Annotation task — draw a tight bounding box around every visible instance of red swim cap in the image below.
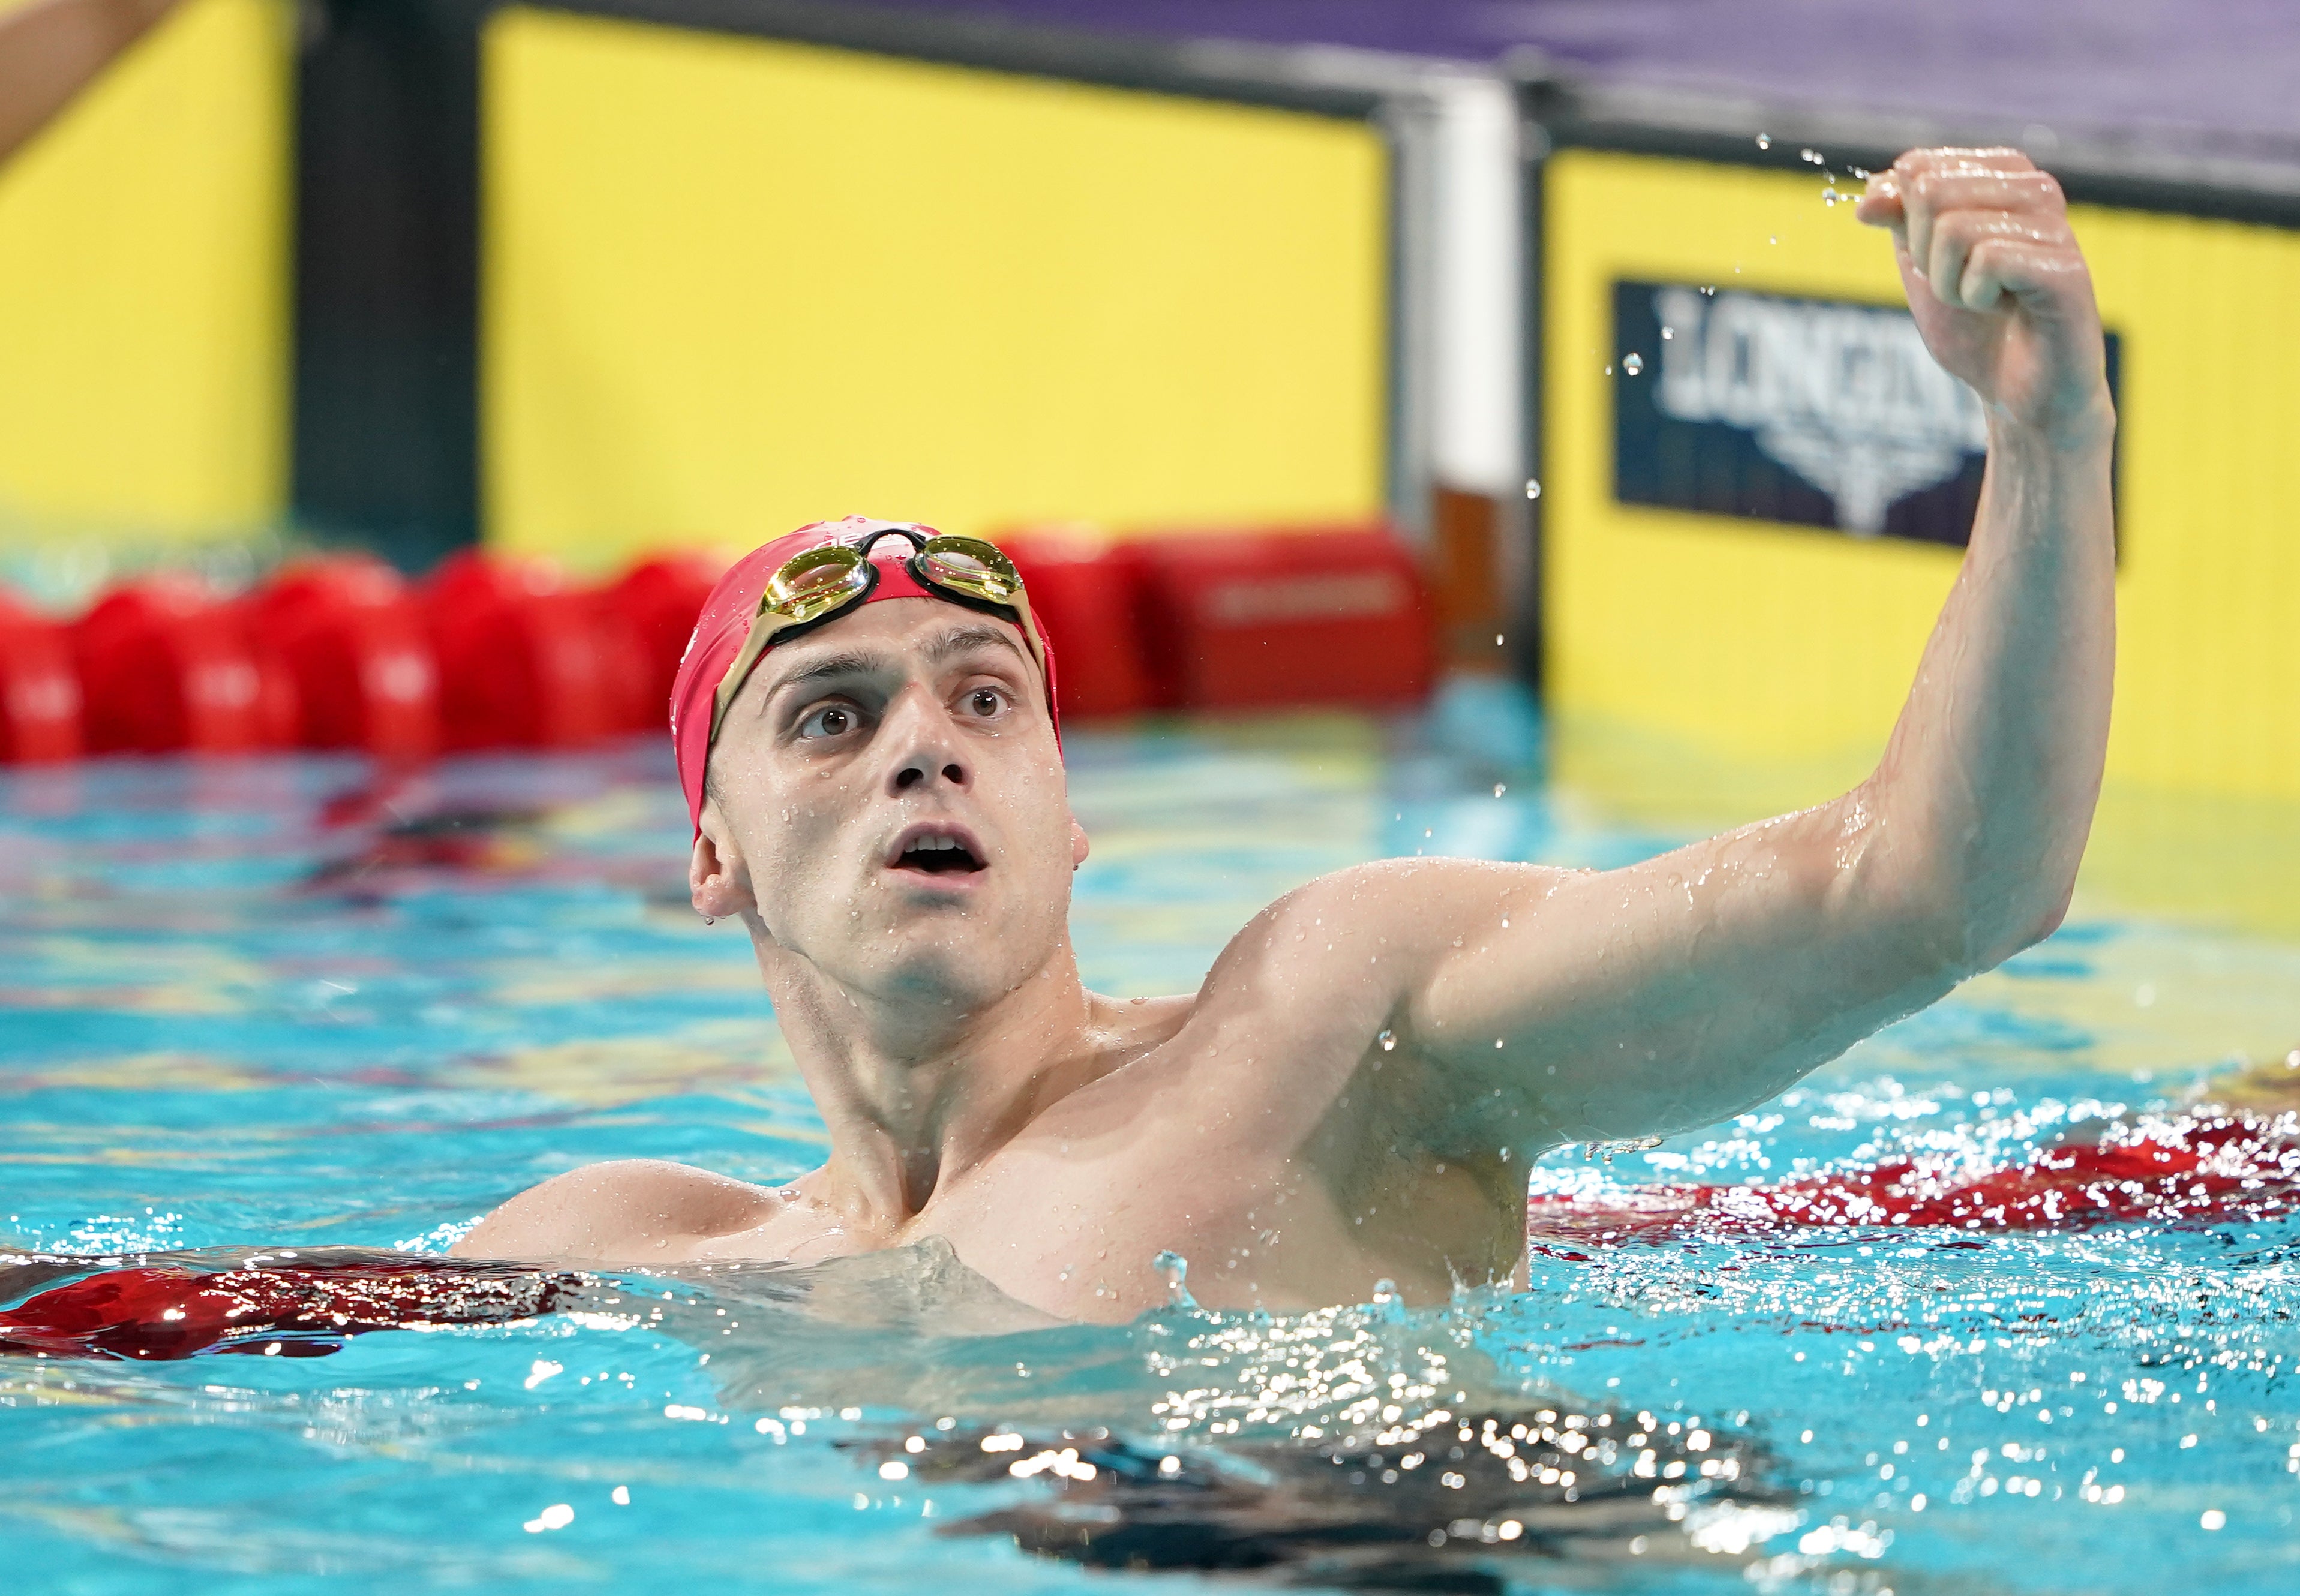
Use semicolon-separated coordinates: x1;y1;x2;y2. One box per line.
668;517;1059;834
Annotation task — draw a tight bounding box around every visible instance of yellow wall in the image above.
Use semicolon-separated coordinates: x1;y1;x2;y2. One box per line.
0;0;292;547
1544;150;2300;802
481;7;1389;573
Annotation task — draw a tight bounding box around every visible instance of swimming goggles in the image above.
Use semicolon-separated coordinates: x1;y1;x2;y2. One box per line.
708;525;1043;743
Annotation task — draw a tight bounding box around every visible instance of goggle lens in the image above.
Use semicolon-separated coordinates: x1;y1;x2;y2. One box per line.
917;536;1022;605
764;545;869;622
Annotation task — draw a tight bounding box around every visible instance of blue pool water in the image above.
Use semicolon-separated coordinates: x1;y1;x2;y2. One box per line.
5;692;2299;1594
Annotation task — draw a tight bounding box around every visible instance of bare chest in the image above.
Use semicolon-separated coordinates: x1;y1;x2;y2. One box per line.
696;1125;1512;1323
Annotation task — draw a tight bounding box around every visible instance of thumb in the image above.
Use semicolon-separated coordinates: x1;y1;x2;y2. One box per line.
1855;172;1905;230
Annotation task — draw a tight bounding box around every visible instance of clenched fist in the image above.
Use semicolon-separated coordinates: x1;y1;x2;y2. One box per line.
1857;148;2114;450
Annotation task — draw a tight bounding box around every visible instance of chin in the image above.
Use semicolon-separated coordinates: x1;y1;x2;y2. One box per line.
839;911;1043;1000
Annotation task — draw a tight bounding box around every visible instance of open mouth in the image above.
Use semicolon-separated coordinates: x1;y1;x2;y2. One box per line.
890;830;986;876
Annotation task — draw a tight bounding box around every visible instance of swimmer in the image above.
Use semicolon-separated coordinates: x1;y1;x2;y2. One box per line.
455;147;2118;1323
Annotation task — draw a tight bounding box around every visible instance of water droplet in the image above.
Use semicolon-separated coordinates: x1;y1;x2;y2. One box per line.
1371;1278;1398;1306
1755;133;1771;150
1152;1250;1195;1308
1523;479;1542;500
1661;326;1674;340
1493;783;1507;798
1768;235;1778;245
1622;352;1643;375
1800;147;1821;164
1378;1029;1397;1051
1603;363;1614;376
1494;632;1505;646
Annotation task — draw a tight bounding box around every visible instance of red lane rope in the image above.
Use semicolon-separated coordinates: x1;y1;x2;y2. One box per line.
0;1258;572;1361
1529;1113;2300;1254
10;1115;2296;1359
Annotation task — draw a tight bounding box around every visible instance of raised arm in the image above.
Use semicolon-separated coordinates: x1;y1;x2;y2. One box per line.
1336;147;2114;1154
0;0;181;168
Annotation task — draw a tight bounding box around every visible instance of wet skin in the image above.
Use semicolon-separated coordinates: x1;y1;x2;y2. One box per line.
458;147;2119;1322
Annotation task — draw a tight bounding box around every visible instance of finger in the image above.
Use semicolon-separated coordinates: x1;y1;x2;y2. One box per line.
1928;211;2068;311
1894;145;2035;182
1957;235;2095;320
1893;148;2047;273
1908;168;2067;224
1854;171;1904;227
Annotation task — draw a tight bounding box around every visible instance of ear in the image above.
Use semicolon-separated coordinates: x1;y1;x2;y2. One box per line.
1069;815;1091;872
690;805;756;919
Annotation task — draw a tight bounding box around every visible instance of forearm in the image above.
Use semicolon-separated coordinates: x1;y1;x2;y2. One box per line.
1863;405;2116;968
0;0;179;167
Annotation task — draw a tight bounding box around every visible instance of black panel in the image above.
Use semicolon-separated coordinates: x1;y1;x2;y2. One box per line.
1515;139;1545;691
1610;279;2121;548
290;0;488;571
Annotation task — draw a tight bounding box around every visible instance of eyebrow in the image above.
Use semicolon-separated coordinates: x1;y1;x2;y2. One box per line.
758;624;1031;706
767;648;888;695
924;623;1031;669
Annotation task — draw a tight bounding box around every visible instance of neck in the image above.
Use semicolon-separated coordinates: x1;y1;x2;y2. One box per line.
751;930;1104;1233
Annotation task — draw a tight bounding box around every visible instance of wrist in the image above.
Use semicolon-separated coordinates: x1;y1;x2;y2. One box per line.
1987;388;2116;459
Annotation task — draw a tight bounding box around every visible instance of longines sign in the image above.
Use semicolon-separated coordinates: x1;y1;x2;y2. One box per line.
1612;281;2121;546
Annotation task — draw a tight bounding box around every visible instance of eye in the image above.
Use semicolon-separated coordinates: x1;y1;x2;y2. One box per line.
963;686;1009;719
796;703;861;740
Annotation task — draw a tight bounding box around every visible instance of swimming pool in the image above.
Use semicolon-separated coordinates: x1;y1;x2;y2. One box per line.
5;687;2299;1594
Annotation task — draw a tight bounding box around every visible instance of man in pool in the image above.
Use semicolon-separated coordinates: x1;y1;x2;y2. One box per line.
457;147;2116;1323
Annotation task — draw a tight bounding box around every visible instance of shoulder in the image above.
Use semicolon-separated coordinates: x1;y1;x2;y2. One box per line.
450;1158;780;1266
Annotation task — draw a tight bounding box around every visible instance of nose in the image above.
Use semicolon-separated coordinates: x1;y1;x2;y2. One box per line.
884;686;970;797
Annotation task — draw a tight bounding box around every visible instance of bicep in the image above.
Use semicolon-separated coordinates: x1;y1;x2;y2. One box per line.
1399;798;1960;1148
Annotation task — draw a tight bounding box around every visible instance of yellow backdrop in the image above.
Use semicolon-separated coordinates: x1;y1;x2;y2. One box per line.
1544;149;2300;804
481;7;1391;573
0;0;290;549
